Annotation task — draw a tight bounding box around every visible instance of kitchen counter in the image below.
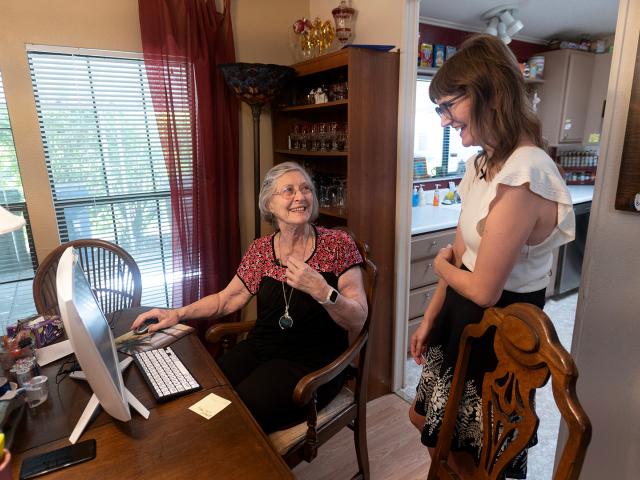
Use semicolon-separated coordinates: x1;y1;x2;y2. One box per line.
412;184;594;235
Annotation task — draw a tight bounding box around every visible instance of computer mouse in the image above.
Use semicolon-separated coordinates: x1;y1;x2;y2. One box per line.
134;317;159;335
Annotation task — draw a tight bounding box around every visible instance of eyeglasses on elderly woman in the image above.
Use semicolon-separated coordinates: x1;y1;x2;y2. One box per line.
272;184;313;200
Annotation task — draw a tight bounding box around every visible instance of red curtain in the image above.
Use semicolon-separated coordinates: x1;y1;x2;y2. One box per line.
139;0;240;350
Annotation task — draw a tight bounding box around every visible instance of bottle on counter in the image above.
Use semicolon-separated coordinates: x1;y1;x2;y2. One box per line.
412;186;419;207
418;185;428;207
433;184;440;206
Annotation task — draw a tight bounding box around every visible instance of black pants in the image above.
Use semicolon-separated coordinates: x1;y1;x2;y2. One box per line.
217;340;345;433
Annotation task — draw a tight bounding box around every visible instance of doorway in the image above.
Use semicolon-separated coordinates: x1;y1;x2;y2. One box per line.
394;3;618;478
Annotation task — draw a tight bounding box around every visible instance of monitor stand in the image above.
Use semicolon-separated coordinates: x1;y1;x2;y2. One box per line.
67;357;149;444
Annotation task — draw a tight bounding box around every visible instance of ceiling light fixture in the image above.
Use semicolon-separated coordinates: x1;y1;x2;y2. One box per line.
484;16;500;36
482;4;523;45
497;21;512;45
498;9;524;36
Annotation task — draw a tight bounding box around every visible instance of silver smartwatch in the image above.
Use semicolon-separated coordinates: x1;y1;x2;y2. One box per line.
318;286;339;305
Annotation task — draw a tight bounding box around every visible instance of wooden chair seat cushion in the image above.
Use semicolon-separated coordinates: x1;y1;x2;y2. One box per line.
269;386;354;455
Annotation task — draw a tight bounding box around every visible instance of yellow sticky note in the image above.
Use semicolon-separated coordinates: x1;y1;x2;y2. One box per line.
588;133;600;143
189;393;231;420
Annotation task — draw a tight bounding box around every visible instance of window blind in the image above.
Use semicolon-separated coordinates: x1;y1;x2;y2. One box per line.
0;73;38;330
28;50;190;309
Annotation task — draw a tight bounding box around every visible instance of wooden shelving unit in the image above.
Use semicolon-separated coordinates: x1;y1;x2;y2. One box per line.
272;47;400;398
318;206;348;219
277;99;348;112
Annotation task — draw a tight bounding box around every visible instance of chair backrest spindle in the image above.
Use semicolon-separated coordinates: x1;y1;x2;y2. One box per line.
33;239;142;317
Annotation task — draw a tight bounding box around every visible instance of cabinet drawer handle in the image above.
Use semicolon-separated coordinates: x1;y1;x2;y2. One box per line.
431;241;437;246
426;263;432;271
424;292;431;299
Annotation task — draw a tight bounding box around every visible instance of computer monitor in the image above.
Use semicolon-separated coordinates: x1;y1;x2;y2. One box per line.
56;247;148;443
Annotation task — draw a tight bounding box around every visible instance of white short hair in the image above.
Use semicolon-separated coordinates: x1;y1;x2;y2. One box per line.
258;162;319;226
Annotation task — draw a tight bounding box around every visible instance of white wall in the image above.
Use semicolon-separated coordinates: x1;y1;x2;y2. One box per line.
231;0;303;248
561;0;640;477
0;0;302;262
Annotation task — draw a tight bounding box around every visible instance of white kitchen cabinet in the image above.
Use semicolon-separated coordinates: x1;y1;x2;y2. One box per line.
407;228;455;353
536;49;594;145
583;52;613;145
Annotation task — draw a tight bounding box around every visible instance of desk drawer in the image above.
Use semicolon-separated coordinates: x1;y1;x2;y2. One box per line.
411;229;456;261
410;258;438;289
408;283;438;320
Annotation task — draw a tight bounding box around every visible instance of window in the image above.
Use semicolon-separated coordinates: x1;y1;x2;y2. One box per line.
28;48;189;309
0;72;38;330
414;77;479;179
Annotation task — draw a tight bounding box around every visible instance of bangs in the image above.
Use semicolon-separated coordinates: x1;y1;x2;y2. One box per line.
429;60;465;103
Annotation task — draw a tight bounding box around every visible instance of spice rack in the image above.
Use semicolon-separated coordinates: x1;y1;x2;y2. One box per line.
556;150;599;185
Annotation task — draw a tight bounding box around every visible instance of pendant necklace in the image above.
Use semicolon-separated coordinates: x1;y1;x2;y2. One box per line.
278;228;310;330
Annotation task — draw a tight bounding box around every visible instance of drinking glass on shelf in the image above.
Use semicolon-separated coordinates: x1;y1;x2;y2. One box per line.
327;122;338;151
300;125;311;150
327;183;339;208
310;123;320;151
319;185;330;208
336;177;347;212
290;124;301;150
320;123;333;151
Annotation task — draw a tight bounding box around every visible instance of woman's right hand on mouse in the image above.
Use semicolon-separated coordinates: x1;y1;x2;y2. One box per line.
131;308;180;334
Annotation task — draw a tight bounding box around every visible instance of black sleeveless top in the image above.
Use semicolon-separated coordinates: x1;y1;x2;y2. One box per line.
236;226;363;369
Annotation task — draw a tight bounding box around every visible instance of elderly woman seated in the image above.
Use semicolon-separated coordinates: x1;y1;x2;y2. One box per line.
131;161;367;432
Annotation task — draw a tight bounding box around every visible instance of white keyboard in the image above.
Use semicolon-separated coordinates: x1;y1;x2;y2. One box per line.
133;347;201;402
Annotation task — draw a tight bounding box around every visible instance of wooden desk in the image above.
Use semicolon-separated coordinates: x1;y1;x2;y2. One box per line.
11;307;293;479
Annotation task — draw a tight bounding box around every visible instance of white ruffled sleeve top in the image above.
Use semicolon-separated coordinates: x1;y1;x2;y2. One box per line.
456;146;576;293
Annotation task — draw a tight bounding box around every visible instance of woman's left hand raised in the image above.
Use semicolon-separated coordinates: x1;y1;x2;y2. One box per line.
433;244;455;277
285;256;329;301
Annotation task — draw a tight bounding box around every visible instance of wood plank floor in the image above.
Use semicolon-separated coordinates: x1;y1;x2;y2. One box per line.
293;393;431;479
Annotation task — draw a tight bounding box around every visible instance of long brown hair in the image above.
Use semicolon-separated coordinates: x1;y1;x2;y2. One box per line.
429;34;544;178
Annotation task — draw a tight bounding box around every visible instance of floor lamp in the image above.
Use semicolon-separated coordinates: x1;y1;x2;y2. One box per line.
0;205;25;235
220;63;294;239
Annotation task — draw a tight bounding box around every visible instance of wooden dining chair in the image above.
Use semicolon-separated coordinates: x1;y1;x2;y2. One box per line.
428;303;591;480
206;229;377;480
33;239;142;316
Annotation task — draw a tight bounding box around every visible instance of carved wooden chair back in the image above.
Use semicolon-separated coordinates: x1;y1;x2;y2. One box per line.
428;303;591;480
33;239;142;316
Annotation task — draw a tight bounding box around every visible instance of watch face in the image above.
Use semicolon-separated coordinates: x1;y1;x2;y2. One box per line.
329;288;339;303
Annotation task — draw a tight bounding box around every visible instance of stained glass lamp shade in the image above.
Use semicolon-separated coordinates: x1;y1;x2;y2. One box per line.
219;63;294;238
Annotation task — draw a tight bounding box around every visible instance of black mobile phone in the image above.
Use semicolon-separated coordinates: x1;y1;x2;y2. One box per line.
19;439;96;480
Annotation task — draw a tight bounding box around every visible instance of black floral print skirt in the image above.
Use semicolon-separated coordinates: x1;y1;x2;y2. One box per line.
414;280;545;479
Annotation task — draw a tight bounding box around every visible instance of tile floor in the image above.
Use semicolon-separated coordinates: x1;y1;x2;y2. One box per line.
398;291;578;479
